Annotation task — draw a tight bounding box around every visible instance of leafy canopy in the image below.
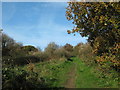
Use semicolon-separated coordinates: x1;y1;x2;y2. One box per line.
66;2;120;54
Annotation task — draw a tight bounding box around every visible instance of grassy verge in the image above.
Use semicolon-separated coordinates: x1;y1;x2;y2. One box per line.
74;57;119;88
23;59;75;88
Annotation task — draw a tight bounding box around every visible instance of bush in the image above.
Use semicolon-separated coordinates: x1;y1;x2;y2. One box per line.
53;47;66;59
74;43;96;66
21;45;38;53
31;52;49;61
44;42;59;59
2;66;48;90
13;55;41;66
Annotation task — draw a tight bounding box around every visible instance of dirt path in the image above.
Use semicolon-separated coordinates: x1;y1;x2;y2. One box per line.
64;63;76;88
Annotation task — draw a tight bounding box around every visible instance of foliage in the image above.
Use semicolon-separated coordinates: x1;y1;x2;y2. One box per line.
64;43;73;52
2;58;75;89
31;51;49;61
45;42;59;53
28;58;74;88
2;33;41;66
63;43;74;59
73;43;83;56
2;33;19;56
66;2;119;47
2;66;48;90
2;33;75;66
54;47;67;59
21;45;38;53
66;2;120;71
44;42;74;60
73;43;119;87
44;42;59;59
74;43;96;66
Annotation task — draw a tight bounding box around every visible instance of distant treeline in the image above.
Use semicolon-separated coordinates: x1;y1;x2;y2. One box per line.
2;33;77;66
2;32;119;73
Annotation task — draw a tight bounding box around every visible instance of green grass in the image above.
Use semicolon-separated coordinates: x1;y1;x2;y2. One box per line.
23;59;75;88
75;57;100;88
20;57;119;88
74;57;119;88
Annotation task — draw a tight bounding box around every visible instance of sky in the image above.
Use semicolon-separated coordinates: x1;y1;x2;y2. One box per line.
2;2;87;50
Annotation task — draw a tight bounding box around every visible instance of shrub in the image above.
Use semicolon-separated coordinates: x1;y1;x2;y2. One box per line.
13;55;41;66
32;52;49;61
74;43;96;66
53;47;66;59
2;66;48;90
44;42;59;59
21;45;38;53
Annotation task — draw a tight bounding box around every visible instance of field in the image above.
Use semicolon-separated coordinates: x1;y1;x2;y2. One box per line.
3;57;118;89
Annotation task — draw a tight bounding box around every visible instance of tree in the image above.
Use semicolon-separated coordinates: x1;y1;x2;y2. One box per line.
45;42;59;51
64;43;73;52
2;33;24;65
2;33;15;56
22;45;38;52
66;2;120;54
2;33;23;56
2;33;15;48
66;2;120;71
63;43;74;58
73;43;83;56
54;47;66;59
44;42;59;58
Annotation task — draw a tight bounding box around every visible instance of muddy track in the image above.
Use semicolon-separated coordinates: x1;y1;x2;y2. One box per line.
64;63;76;88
